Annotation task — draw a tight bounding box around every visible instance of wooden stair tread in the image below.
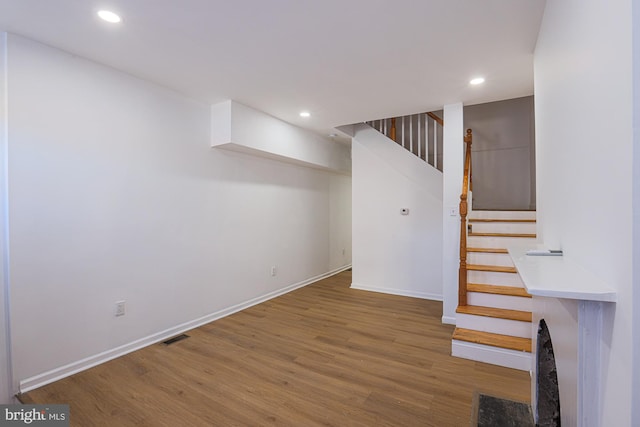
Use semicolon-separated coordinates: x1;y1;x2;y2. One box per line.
456;305;532;322
468;218;536;223
467;264;517;273
452;328;532;352
467;247;509;254
469;232;537;238
467;283;531;298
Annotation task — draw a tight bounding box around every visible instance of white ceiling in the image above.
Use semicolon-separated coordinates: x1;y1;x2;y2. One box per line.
0;0;546;140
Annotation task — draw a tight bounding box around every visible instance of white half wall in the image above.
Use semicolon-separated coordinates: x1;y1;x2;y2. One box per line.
0;32;14;404
535;0;634;424
211;100;351;174
351;124;442;300
442;103;464;324
5;34;352;389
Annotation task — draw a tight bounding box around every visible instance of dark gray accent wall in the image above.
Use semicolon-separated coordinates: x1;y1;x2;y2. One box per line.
464;96;536;210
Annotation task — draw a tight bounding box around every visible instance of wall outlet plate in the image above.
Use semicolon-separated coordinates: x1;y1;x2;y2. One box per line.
115;301;126;317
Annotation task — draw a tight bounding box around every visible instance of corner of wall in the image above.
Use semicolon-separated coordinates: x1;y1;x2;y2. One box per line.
631;0;640;423
0;30;15;404
442;103;464;324
210;100;232;146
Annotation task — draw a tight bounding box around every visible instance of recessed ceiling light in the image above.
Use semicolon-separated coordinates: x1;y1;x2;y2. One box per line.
299;111;311;118
328;133;337;138
470;77;485;85
97;10;122;23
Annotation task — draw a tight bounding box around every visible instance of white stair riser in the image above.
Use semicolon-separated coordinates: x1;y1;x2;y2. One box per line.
468;236;537;248
469;210;536;220
467;252;514;267
468;270;524;287
469;222;537;235
456;313;531;338
452;340;531;371
467;292;532;312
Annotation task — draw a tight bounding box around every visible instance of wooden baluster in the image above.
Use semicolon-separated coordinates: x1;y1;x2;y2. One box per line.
465;129;473;192
390;118;397;142
458;129;473;307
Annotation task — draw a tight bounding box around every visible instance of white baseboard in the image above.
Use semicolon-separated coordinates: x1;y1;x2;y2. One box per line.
350;282;442;301
442;315;457;325
19;265;352;393
451;339;532;371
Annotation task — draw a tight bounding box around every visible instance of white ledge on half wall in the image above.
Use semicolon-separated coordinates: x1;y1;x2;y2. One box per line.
508;242;615;427
210;100;351;175
507;244;616;302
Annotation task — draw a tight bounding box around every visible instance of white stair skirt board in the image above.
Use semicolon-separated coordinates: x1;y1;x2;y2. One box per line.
469;222;537;234
452;340;532;371
468;252;514;267
468;236;537;248
469;211;536;220
467;292;532;312
456;313;531;339
468;270;524;287
442;315;457;325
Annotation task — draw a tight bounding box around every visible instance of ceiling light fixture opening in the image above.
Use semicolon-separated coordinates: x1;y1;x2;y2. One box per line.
470;77;485;85
98;10;122;23
299;111;311;118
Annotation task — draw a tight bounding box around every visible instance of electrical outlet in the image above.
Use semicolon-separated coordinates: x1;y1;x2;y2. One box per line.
270;266;277;277
342;248;345;256
115;301;126;317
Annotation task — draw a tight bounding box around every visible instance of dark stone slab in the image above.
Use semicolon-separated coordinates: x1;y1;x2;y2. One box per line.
536;319;561;426
474;393;534;427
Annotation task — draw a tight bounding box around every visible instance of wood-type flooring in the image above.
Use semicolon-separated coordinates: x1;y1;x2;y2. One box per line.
22;270;530;426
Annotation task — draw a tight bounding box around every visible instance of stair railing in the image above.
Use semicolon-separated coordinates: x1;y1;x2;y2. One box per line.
365;112;443;171
459;129;473;306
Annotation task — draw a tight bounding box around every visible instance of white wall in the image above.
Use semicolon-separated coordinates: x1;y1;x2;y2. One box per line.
6;34;352;390
535;0;634;424
442;103;464;324
464;96;536;210
632;0;640;424
351;124;442;300
329;174;353;269
0;32;14;404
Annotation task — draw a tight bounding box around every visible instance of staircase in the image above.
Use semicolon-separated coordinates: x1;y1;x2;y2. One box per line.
363;117;535;371
451;210;536;371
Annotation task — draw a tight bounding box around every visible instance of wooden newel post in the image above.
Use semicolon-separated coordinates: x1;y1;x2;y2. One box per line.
458;129;473;307
465;129;473;192
390;118;397;142
458;193;468;306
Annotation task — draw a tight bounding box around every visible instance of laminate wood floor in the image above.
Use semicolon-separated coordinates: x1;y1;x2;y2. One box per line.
22;270;530;426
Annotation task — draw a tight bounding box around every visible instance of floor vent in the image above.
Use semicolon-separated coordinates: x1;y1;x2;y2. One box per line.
162;334;190;345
